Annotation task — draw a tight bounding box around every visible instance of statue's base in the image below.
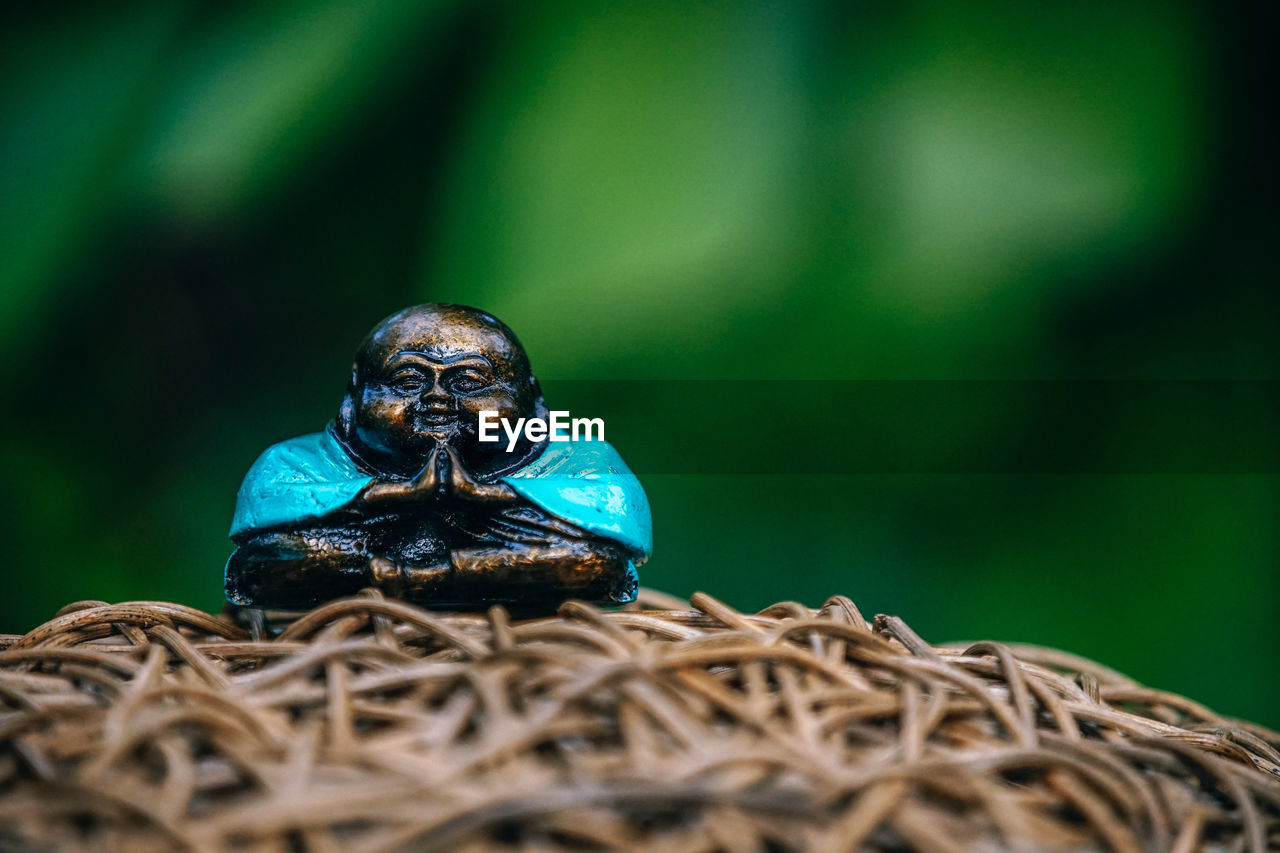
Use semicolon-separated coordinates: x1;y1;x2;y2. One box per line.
1;589;1276;851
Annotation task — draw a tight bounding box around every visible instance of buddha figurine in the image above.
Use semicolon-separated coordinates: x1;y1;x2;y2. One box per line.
225;304;650;609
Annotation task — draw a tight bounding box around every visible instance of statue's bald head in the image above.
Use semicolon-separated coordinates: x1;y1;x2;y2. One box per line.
335;304;544;478
353;304;534;391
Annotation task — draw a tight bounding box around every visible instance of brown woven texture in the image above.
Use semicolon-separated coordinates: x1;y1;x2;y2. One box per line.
0;590;1277;852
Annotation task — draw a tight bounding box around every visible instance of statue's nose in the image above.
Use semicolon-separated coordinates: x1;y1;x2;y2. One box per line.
421;377;451;406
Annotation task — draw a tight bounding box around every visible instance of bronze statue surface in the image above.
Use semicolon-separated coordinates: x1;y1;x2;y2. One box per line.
226;304;650;610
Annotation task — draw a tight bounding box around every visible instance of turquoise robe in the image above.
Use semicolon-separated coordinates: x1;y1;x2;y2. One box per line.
229;430;651;591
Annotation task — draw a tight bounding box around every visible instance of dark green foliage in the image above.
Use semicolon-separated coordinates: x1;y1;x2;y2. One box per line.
1;1;1275;724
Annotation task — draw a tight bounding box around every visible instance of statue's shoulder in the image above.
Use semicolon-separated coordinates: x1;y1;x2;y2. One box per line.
231;431;371;539
508;437;635;480
244;430;361;486
503;438;651;559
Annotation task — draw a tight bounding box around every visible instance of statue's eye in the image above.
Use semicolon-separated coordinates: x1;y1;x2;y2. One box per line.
390;373;425;394
449;372;490;393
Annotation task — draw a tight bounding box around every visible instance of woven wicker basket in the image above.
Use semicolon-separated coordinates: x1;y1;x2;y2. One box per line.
1;588;1276;851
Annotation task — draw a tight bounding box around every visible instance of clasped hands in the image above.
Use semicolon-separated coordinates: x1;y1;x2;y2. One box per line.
360;444;516;505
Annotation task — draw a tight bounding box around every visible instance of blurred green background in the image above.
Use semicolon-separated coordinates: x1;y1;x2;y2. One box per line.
2;1;1276;725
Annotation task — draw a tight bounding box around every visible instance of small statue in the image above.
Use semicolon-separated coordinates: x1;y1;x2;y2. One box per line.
225;304;651;610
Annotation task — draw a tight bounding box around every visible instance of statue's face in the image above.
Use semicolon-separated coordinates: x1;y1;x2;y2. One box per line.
348;306;538;476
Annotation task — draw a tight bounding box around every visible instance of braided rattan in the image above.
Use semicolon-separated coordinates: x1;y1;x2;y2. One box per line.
0;589;1276;851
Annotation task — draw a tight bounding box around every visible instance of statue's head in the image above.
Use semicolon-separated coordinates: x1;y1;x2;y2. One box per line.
333;304;546;479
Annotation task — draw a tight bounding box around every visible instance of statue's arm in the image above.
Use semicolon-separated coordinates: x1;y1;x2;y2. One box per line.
447;505;638;604
225;522;374;608
228;445;457;607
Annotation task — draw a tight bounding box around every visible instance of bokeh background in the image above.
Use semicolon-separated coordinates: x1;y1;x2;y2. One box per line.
2;1;1276;725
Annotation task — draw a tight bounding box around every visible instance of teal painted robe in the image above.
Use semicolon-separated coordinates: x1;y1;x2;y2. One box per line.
229;430;651;588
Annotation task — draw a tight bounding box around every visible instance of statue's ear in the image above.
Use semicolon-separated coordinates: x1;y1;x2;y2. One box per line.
337;395;355;433
336;364;358;434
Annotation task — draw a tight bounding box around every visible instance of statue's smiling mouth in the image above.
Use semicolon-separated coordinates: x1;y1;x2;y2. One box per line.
415;409;457;426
